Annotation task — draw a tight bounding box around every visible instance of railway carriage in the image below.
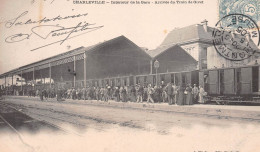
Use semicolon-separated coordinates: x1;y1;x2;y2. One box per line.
199;64;260;103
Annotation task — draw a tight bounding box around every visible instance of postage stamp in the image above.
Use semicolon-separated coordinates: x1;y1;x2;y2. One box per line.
212;14;260;61
219;0;259;26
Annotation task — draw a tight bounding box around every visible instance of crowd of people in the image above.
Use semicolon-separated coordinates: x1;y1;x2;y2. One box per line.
19;81;207;105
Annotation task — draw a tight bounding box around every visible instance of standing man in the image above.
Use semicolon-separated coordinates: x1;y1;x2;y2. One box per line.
104;86;109;102
130;85;136;102
165;83;173;105
72;88;76;100
100;87;105;101
119;86;123;101
172;83;177;104
147;84;154;103
121;86;127;102
39;89;43;101
114;87;120;102
192;84;199;104
137;84;143;103
95;87;100;101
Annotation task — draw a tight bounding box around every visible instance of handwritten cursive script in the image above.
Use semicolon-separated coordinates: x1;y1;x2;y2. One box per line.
31;0;55;4
2;11;89;28
5;21;104;51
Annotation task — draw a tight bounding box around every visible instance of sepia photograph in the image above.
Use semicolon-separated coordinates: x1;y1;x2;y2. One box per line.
0;0;260;151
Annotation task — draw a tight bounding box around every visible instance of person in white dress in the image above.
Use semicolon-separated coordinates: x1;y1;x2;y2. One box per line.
198;85;205;104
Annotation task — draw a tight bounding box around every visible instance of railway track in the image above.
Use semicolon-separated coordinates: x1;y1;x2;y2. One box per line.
0;112;35;152
2;99;260;127
0;102;81;136
1;101;147;131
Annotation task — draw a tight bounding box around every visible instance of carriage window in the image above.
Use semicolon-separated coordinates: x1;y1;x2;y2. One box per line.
204;74;208;83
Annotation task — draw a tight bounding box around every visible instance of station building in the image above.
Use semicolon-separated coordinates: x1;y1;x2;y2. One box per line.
157;20;259;70
0;20;259;93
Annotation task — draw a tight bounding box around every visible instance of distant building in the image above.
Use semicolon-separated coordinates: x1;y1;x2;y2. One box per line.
157;20;260;69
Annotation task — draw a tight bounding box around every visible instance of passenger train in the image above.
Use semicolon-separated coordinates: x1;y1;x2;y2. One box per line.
84;64;260;104
4;64;260;104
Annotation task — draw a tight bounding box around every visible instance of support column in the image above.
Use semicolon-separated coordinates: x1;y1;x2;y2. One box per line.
74;56;76;88
84;52;87;88
174;73;176;85
150;60;153;74
49;63;51;89
12;75;13;86
21;71;23;91
4;76;6;88
33;67;35;90
21;70;24;95
11;75;13;95
4;76;6;95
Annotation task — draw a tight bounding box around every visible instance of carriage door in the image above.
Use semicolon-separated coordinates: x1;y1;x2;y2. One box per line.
191;71;199;86
223;69;235;95
208;70;219;95
240;67;252;94
252;66;259;92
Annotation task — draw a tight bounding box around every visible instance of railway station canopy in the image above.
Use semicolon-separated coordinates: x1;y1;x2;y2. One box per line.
0;35;198;89
146;45;197;74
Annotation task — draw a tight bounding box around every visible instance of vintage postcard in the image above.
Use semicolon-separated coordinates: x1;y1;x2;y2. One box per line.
0;0;260;152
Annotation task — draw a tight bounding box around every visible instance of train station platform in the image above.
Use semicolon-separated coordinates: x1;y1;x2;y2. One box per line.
2;95;260;121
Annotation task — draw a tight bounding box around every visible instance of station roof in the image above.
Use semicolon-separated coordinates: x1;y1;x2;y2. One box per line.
0;35;151;78
159;23;260;55
159;24;212;47
147;44;197;63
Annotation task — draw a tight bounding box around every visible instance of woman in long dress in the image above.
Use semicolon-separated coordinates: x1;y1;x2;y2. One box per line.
130;85;136;102
185;84;193;105
177;85;185;105
198;85;205;104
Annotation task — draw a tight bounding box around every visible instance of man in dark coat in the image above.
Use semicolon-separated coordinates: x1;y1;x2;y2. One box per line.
165;83;173;105
72;88;76;100
130;85;136;102
114;87;120;102
121;86;127;102
137;84;144;103
39;89;43;101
